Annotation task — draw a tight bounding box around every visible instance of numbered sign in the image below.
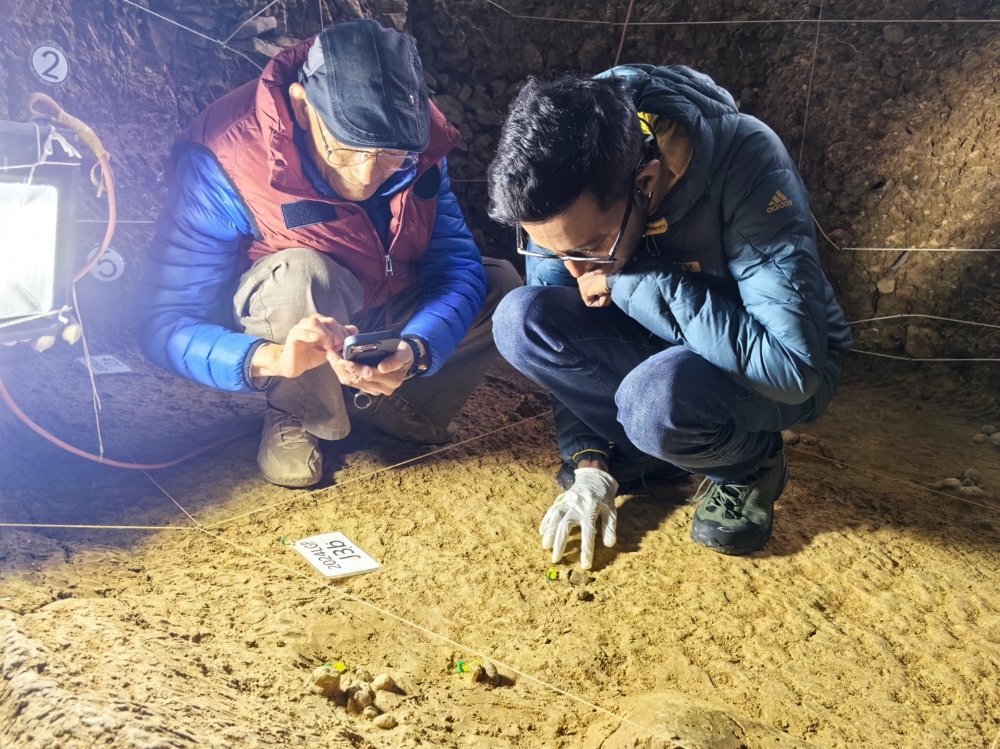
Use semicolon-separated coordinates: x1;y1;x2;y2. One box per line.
30;43;69;85
86;245;126;282
293;532;382;579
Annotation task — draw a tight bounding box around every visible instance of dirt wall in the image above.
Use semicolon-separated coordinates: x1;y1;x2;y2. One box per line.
1;0;999;406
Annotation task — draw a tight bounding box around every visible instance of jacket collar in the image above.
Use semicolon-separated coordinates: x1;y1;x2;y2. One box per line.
256;38;458;200
598;65;740;227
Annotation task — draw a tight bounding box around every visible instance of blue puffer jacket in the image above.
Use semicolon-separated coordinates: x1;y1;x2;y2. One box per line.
136;150;486;393
600;65;852;414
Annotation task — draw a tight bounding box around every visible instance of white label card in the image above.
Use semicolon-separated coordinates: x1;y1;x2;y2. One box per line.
77;355;133;375
293;532;382;579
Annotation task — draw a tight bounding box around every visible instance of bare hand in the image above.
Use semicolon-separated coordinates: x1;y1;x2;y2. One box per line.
252;314;358;380
329;340;414;397
578;270;612;308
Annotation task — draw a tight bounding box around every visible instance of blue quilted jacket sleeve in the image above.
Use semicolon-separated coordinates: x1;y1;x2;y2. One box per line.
610;128;830;405
401;159;487;376
136;148;263;393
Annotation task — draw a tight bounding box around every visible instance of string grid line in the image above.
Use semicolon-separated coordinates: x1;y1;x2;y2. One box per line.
224;0;282;44
847;314;1000;363
205;410;554;529
483;0;1000;26
797;0;824;169
121;0;266;71
786;446;1000;515
0;412;552;532
114;437;204;527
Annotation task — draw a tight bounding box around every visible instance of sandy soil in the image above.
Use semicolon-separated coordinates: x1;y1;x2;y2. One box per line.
2;347;1000;748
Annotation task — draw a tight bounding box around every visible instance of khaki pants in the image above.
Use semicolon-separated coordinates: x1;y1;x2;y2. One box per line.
234;248;521;440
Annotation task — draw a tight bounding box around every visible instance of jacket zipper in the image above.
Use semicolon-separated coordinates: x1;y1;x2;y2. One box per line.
353;207;394;325
357;208;391;275
389;190;411;275
295;169;421;324
380;190;411;327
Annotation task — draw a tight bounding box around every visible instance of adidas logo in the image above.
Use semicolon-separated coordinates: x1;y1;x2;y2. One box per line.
767;190;793;213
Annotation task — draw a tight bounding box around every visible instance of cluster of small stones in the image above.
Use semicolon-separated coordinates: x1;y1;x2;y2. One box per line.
931;468;987;498
308;666;399;729
781;430;835;459
465;660;502;687
971;424;1000;447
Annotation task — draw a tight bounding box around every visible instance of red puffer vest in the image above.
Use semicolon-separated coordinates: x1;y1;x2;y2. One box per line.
180;38;460;310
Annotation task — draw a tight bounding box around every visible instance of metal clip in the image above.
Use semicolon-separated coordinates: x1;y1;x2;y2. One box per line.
352;389;373;409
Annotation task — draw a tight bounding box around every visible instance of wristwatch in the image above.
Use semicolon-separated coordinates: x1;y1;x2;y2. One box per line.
402;335;429;378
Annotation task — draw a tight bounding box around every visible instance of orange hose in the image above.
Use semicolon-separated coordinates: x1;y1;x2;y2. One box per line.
73;151;115;282
27;93;117;283
0;94;232;471
0;374;239;468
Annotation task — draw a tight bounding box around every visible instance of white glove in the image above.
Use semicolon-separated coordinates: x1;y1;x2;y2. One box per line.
539;467;618;570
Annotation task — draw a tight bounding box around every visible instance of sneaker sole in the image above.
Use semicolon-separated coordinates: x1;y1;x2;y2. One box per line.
691;520;773;556
259;467;322;489
690;461;788;556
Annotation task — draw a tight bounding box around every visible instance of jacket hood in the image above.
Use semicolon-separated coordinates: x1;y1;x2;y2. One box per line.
597;65;741;226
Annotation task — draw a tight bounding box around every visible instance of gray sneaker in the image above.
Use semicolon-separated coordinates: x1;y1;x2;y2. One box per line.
257;408;323;488
347;395;456;445
689;449;788;555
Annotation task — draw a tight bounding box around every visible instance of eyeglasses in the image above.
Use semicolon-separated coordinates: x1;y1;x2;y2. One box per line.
516;182;635;264
310;106;418;173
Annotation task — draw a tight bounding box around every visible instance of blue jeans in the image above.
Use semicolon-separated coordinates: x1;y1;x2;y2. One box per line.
494;257;816;483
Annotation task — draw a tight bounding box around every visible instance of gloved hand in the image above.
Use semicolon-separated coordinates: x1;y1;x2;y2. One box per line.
539;467;619;570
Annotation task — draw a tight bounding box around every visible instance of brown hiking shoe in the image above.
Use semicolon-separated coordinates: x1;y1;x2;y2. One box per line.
257;408;323;488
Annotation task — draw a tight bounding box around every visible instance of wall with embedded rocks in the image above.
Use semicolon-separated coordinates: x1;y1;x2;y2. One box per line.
1;0;999;408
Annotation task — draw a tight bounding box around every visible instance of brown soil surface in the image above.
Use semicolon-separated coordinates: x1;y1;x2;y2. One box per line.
2;351;1000;748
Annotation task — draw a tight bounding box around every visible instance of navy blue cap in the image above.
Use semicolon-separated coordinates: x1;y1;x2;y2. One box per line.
299;20;430;152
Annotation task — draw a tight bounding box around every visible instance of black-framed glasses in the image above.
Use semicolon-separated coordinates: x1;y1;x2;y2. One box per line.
516;172;638;264
311;107;418;173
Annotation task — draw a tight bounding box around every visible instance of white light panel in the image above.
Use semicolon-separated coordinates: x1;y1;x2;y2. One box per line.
0;182;59;321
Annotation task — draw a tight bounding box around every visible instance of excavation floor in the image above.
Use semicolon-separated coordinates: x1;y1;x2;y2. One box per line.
1;347;998;748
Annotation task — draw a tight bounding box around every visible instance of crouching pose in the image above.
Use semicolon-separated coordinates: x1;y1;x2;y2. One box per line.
488;68;852;565
138;20;519;487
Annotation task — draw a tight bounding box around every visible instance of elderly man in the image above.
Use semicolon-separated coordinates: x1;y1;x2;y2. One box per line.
139;20;519;487
489;68;852;565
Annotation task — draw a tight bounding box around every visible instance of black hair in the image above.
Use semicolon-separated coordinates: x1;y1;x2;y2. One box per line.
487;74;644;226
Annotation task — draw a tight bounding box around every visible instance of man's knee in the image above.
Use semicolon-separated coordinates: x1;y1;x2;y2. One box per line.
494;285;581;366
482;258;523;314
265;247;349;288
616;348;711;456
270;248;363;317
494;285;538;363
236;248;364;337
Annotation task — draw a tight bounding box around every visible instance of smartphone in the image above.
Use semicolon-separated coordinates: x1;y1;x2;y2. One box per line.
342;331;401;367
